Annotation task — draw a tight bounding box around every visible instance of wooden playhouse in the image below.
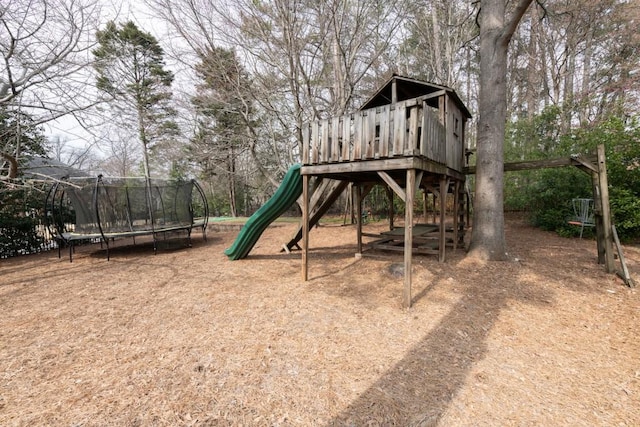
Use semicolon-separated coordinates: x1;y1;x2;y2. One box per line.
295;75;472;308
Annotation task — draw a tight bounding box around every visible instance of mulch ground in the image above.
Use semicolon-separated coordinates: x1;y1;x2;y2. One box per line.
1;215;639;426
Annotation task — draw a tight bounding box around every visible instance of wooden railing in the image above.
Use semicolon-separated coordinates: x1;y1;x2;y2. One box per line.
302;99;447;166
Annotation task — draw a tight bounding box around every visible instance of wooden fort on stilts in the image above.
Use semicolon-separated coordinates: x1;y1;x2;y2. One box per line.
291;75;473;308
285;75;629;307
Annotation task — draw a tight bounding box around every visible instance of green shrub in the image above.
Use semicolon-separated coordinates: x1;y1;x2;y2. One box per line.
610;187;640;240
521;167;591;231
0;215;43;258
504;114;640;241
0;186;47;258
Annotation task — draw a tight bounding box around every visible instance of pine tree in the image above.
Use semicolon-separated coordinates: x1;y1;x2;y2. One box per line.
191;46;255;216
93;21;175;179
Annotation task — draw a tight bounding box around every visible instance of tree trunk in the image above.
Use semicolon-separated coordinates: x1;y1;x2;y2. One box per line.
1;152;18;179
228;147;237;217
579;29;593;126
431;5;442;81
468;0;534;261
562;40;576;133
136;101;152;181
526;6;539;120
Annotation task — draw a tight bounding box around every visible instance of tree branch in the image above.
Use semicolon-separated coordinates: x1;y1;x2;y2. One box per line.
500;0;534;47
1;152;18;178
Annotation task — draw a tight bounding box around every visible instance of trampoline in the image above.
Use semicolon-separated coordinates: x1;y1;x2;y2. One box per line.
46;175;209;261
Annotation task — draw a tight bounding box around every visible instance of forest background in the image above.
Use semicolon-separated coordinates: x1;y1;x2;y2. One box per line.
1;0;640;257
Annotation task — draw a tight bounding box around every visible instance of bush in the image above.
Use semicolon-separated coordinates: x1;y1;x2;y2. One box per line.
0;187;47;258
610;187;640;240
520;167;591;231
0;215;43;258
504;114;640;241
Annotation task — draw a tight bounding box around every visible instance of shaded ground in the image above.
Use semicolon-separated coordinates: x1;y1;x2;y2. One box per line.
1;215;639;426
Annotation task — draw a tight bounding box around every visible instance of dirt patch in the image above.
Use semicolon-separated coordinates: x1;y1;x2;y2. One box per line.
1;216;639;426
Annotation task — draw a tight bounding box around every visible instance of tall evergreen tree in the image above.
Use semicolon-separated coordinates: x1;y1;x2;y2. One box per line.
0;108;48;257
191;46;255;217
93;21;175;179
0;108;47;181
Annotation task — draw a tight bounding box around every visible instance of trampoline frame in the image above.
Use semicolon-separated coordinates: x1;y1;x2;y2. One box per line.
45;175;209;262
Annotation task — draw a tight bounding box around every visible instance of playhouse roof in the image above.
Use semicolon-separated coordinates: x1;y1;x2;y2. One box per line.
359;74;472;119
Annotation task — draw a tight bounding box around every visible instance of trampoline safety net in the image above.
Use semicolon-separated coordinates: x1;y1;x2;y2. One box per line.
49;176;207;236
45;175;209;261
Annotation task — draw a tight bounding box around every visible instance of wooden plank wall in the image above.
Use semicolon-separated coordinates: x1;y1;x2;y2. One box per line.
421;106;446;164
302;99;455;168
446;96;464;171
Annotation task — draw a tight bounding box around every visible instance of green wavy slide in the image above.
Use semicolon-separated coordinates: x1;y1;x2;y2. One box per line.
224;164;302;260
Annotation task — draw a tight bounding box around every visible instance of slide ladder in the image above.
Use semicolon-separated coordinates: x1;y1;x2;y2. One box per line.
283;179;349;251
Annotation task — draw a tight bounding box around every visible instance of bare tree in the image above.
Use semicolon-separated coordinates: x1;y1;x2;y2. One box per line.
146;0;407;187
0;0;101;121
468;0;534;261
404;0;477;89
508;0;640;127
94;125;143;177
0;0;101;179
47;134;97;171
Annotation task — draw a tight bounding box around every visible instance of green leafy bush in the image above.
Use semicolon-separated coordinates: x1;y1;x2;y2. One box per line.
609;187;640;239
0;188;45;258
524;168;591;233
504;114;640;241
0;215;43;258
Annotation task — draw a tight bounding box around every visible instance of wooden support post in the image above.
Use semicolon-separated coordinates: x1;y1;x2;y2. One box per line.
465;182;471;231
378;171;406;202
355;184;363;255
597;144;615;273
386;186;394;230
453;181;460;250
404;169;415;308
612;225;634;287
438;177;448;263
432;192;438;223
416;171;424;197
591;171;605;264
422;189;428;224
391;79;398;104
308;178;327;213
459;180;466;245
342;183;352;225
438;95;446;125
302;174;309;281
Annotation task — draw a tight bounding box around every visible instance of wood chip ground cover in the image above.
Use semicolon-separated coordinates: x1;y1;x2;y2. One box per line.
1;216;639;426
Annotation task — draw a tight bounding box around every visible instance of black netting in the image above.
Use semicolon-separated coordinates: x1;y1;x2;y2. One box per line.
66;179;100;233
60;177;198;235
149;179;194;226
